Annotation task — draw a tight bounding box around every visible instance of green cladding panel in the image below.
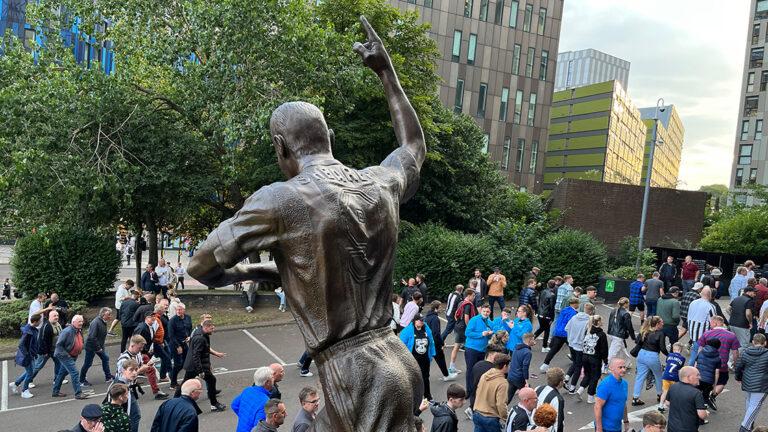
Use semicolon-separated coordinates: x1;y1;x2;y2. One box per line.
565;170;602;181
573;81;614;98
551;105;571;118
569;116;609;133
548;139;566;151
550;122;569;135
546;156;565;167
572;98;612;116
543;172;563;184
553;90;572;103
568;135;608;149
566;153;605;167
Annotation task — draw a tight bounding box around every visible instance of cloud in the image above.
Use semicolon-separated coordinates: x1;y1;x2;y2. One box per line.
559;0;750;190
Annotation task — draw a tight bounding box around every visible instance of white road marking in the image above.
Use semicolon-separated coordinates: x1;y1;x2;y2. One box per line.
1;360;7;412
242;329;287;365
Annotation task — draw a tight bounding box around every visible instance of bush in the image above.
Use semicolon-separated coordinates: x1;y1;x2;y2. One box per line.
394;223;500;300
0;299;88;337
11;229;121;303
538;228;607;286
609;265;657;280
486;219;546;296
699;208;768;255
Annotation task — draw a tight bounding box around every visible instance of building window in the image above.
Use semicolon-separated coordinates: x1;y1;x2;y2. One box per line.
452;30;462;62
751;48;764;68
525;47;535;77
740;144;753;165
468;34;477;66
754;23;761;44
479;0;489;21
465;0;474;17
509;1;519;28
537;7;546;35
735;194;748;204
758;0;768;20
527;92;537;126
512;44;522;75
424;0;433;6
523;4;533;32
750;168;759;184
742;120;750;140
748;72;756;92
529;141;538;173
495;0;505;25
501;137;511;170
454;79;465;114
407;0;416;3
540;50;549;80
514;90;523;124
482;133;490;153
478;83;488;118
745;96;759;116
516;139;525;172
761;71;768;90
736;168;744;186
757;120;763;140
500;87;509;121
566;60;574;87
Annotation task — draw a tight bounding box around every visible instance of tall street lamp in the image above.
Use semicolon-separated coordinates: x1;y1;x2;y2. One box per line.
637;98;665;269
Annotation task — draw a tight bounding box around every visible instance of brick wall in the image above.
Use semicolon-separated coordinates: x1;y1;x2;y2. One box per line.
547;179;707;253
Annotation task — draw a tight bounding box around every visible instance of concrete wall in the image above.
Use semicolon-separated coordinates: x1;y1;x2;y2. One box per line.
547;178;707;252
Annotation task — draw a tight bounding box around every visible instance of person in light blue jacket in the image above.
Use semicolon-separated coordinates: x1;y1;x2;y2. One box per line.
400;313;436;400
464;304;494;390
506;305;534;349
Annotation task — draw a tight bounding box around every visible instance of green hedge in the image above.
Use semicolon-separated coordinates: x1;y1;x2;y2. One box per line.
536;228;607;287
11;229;121;303
0;299;87;338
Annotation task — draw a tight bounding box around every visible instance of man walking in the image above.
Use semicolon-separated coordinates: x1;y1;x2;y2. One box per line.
665;366;707;431
45;293;70;325
729;286;757;348
681;256;700;294
80;307;114;387
117;335;167;401
155;258;170;297
541;297;579;372
140;264;157;294
554;275;574;327
179;320;225;412
472;354;511;431
151;378;203;432
680;282;703;337
691;315;740;408
470;269;489;309
505;387;537;431
232;367;274;432
28;292;53;324
735;333;768;432
11;313;41;398
442;284;464;342
291;386;320;432
119;290;141;352
52;314;89;399
565;302;593;390
686;287;716;356
644;272;664;317
401;313;436;400
168;303;192;389
535;367;566;432
594;358;629;432
13;309;62;390
486;267;507;320
658;256;677;290
109;280;134;337
656;286;681;345
252;399;287;432
629;274;646;323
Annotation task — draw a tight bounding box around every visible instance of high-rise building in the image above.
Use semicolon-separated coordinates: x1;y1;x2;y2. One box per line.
638;105;684;188
554;49;630;92
543;80;647;196
388;0;564;193
730;0;768;204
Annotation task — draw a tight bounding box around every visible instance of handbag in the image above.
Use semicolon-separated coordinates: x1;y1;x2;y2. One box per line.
629;334;643;357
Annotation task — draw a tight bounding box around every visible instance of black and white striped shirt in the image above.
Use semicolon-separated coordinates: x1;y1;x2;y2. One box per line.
535;385;564;432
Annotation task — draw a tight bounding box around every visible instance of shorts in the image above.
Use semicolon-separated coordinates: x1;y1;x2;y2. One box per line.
310;327;422;432
454;326;466;343
629;303;645;312
662;379;676;391
717;371;729;386
116;309;121;320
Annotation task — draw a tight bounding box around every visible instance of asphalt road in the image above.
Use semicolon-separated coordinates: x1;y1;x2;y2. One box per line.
1;302;767;432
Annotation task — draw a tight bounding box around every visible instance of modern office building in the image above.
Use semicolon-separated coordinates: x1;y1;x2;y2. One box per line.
542;80;647;196
729;0;768;204
554;48;631;92
638;105;684;188
389;0;565;193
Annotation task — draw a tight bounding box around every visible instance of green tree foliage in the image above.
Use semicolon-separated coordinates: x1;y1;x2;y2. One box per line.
699;208;768;256
11;229;121;303
486;219;546;293
0;299;88;337
537;228;607;286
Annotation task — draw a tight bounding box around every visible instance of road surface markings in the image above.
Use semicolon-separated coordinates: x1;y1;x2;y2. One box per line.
242;329;287;365
1;360;7;412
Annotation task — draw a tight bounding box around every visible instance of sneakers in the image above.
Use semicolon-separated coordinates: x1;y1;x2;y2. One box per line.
28;382;35;388
279;305;286;312
211;403;226;412
708;394;718;411
459;345;465;352
158;378;170;383
63;379;69;384
448;368;462;375
575;387;584;401
657;405;666;413
440;373;458;382
587;395;596;404
645;374;655;390
564;375;570;383
155;391;169;400
245;306;254;313
567;385;577;395
21;390;34;399
300;371;314;377
632;397;645;406
540;364;550;372
9;382;18;394
541;347;550;353
602;365;610;374
80;380;93;387
106;377;114;383
464;407;473;421
107;331;118;337
530;374;539;379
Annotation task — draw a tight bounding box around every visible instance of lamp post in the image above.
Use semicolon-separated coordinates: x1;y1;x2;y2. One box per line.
636;98;665;269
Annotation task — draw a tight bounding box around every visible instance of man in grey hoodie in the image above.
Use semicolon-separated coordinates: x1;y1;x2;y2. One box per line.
735;333;768;432
564;302;594;391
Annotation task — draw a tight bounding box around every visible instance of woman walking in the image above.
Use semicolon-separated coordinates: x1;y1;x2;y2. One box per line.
574;315;608;403
534;280;556;353
607;297;635;368
631;316;667;406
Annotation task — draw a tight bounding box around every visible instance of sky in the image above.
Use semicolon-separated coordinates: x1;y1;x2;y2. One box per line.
559;0;750;190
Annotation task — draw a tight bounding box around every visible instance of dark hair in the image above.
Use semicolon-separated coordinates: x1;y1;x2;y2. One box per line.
701;276;714;287
299;386;318;403
202;319;214;328
126;279;135;287
29;314;42;324
493;353;511;369
430;300;441;311
707;338;721;349
414;416;423;429
547;280;556;289
464;288;475;298
586;285;597;292
109;383;129;399
446;383;467;400
264;399;283;417
486;343;507;354
412;292;422;301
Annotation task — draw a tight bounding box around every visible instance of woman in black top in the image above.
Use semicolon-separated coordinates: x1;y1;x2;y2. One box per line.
534;280;557;350
632;316;667;405
575;315;609;403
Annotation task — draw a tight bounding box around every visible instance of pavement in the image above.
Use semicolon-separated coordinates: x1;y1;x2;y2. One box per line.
1;301;766;431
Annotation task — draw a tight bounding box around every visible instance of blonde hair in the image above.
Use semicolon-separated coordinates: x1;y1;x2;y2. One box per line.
639;316;662;340
588;315;602;333
489;330;509;346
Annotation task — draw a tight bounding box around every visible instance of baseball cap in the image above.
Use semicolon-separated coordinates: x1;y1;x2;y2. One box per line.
693;282;704;291
668;286;680;294
711;269;722;276
81;404;102;420
745;287;757;293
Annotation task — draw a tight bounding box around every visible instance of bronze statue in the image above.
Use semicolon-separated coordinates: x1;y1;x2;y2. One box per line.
188;16;426;431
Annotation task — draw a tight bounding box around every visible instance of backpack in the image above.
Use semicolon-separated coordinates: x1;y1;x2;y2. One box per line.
454;300;477;321
583;332;599;355
127;246;134;255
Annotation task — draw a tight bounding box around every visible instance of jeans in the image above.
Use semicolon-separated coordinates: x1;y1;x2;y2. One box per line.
743;392;768;429
275;290;285;308
121;326;136;353
299;351;313;373
608;335;630;364
580;355;602;395
465;348;486;393
127;391;141;432
80;346;113;383
415;355;431;400
171;343;188;386
153;342;172;379
52;355;82;396
487;296;504;320
441;316;456;342
661;326;678;346
434;345;450;377
688;342;701;366
473;412;501;432
682;279;695;294
177;276;185;290
15;354;60;386
633;349;663;397
645;300;657;317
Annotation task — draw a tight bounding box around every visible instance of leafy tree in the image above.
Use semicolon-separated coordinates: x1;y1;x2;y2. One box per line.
537;228;607;286
699;208;768;256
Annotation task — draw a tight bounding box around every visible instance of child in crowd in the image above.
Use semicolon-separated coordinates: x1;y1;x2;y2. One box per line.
658;342;686;412
695;338;721;408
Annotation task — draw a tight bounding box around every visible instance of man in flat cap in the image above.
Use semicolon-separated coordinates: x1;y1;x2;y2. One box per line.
71;404;103;432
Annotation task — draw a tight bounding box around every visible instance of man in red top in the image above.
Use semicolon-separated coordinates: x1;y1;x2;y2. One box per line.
755;278;768;312
52;315;90;399
681;256;700;294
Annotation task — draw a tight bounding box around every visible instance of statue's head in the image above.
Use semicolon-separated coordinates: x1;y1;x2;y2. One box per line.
270;102;334;178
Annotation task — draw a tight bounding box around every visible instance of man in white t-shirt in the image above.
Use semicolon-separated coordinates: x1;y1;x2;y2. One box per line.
155;259;169;297
108;280;135;336
28;292;53;324
175;262;186;290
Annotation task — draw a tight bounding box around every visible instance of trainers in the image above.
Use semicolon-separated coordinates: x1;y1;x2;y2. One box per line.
106;377;114;383
540;364;549;372
63;379;69;384
21;390;34;399
602;365;610;374
657;405;666;413
155;391;169;400
459;345;465;352
158;378;170;383
440;373;458;382
708;394;718;411
300;371;314;377
28;382;35;389
575;387;584;401
645;374;655;390
211;403;226;412
464;407;473;421
9;382;18;394
541;347;550;353
587;395;596;404
80;380;93;387
107;331;118;337
245;306;253;313
564;375;570;383
449;368;462;375
530;374;539;379
632;398;645;406
567;385;577;395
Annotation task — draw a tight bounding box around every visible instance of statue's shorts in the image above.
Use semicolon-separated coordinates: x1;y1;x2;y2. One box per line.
308;326;423;431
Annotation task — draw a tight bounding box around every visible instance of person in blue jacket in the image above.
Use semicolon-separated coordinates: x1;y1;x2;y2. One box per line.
401;313;436;400
507;332;536;403
540;297;580;372
506;305;534;350
464;303;494;391
11;313;41;398
232;367;274;432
